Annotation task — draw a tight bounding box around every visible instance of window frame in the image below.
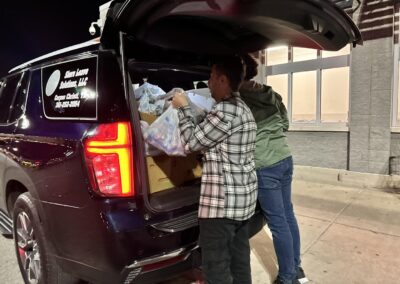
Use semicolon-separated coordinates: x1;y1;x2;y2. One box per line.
392;43;400;132
264;46;351;131
391;2;400;132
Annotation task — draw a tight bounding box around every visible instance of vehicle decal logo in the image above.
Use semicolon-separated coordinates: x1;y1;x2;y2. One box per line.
41;57;98;120
45;69;61;96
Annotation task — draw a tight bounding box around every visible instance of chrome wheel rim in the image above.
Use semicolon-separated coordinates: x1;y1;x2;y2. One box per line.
16;211;41;284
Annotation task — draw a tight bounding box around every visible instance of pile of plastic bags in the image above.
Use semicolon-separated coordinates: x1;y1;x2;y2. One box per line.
135;82;215;156
135;81;166;115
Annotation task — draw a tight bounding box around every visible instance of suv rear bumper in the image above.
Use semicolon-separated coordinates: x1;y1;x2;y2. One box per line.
41;198;200;282
121;245;201;284
56;244;201;284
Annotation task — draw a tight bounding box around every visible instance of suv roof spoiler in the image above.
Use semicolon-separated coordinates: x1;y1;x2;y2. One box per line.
8;38;100;74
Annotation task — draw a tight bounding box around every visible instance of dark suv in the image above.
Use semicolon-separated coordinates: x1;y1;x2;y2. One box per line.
0;1;361;283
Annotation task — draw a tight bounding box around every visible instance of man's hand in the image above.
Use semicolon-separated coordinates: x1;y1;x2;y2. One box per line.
172;92;189;108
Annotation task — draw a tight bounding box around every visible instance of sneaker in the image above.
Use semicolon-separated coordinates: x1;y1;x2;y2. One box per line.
273;276;301;284
296;267;309;284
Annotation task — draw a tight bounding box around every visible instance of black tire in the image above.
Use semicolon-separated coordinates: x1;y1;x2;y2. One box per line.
13;192;79;284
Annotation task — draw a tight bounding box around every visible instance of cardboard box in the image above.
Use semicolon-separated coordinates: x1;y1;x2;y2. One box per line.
146;153;202;194
140;111;158;124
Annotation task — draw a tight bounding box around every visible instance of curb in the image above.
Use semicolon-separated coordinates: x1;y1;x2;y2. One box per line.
294;165;400;191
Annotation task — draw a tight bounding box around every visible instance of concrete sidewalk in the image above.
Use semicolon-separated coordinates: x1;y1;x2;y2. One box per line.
250;179;400;284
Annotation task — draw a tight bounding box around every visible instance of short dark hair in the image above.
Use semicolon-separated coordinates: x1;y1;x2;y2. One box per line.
242;53;258;81
214;55;245;92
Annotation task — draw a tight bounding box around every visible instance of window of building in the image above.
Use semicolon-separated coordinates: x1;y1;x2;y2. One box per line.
293;47;317;62
321;67;349;123
266;74;288;106
391;5;400;130
397;68;400;126
265;44;351;130
322;45;351;58
266;46;289;66
292;71;317;122
393;47;400;128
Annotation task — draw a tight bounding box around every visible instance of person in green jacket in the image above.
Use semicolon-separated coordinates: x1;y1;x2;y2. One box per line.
240;54;308;284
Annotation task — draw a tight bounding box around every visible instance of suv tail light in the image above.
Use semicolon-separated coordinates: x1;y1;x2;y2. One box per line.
84;122;134;197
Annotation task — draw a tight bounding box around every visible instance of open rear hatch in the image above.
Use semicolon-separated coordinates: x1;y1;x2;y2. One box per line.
101;0;362;53
100;0;362;215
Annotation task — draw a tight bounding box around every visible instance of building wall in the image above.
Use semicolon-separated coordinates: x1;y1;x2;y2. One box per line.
349;38;393;174
287;131;348;169
390;134;400;175
286;36;395;175
391;134;400;157
261;1;398;175
286;35;395;175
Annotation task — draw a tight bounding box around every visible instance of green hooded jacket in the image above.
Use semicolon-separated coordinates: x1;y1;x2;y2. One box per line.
240;81;291;169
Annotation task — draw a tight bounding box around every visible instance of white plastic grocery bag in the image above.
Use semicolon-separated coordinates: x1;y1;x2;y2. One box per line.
165;87;215;124
144;106;186;156
140;121;163;156
133;82;165;100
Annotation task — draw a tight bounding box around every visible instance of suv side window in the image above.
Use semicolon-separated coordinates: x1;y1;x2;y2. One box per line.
9;73;29;122
0;74;23;124
0;80;5;100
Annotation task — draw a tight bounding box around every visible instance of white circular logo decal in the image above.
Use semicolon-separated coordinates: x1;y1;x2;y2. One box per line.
45;70;61;96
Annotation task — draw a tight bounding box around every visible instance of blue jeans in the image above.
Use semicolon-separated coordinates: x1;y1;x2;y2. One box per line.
256;156;300;283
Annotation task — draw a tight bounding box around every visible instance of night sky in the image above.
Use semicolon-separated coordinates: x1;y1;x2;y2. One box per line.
0;1;109;77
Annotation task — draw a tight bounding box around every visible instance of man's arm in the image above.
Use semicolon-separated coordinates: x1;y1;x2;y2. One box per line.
178;105;232;152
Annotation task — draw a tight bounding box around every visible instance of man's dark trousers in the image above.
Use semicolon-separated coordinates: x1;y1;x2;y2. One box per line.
199;218;252;284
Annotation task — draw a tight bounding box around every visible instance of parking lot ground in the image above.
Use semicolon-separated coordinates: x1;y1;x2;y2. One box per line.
2;178;400;283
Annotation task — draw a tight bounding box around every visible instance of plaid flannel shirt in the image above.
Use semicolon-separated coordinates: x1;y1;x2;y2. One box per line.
177;92;258;221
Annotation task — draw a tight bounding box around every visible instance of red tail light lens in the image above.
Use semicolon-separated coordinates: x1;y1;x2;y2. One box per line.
84;122;134;197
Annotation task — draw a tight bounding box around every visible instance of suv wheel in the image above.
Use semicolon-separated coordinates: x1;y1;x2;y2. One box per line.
13;192;79;284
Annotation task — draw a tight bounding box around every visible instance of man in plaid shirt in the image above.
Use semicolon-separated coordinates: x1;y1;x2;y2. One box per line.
172;56;257;284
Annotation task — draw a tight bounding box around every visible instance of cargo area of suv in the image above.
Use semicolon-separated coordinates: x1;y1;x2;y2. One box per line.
0;1;362;283
128;61;209;212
